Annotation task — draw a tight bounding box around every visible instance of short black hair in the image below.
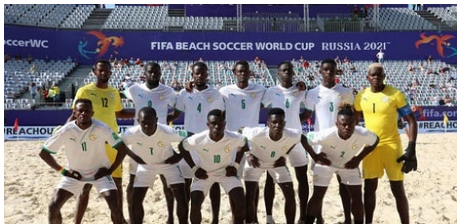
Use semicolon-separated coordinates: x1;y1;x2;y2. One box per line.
138;106;157;118
74;98;93;109
268;107;285;118
207;109;225;121
337;103;355;117
232;60;250;72
192;61;208;72
94;59;111;69
322;59;337;68
145;62;161;72
278;61;293;69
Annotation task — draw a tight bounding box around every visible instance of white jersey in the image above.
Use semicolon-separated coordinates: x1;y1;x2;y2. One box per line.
175;86;224;133
219;83;266;131
181;130;246;173
306;126;378;169
43;119;123;179
124;83;177;125
262;85;307;131
242;127;301;168
121;124;188;165
304;84;354;131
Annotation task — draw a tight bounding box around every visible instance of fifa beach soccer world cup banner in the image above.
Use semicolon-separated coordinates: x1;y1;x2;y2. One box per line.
4;26;457;65
4;107;457;140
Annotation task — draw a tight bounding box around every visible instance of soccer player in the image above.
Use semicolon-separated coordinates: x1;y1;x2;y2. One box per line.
121;107;189;224
261;61;309;223
303;103;379;224
241;108;300;224
123;62;178;223
355;63;418;224
168;61;225;224
39;98;143;224
70;59;135;224
219;60;266;222
178;109;248;224
301;59;355;224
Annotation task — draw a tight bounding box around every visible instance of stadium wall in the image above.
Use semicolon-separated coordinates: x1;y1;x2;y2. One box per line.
4;106;457;140
4;26;457;65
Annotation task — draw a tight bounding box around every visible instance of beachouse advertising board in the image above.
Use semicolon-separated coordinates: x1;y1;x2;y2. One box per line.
4;26;457;65
4;106;457;140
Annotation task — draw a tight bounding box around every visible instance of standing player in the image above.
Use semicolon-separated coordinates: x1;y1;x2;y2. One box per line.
123;62;178;224
219;60;266;223
355;63;418;224
303;103;379;224
241;108;300;224
261;61;308;224
301;58;355;224
168;61;225;224
70;60;135;224
178;109;248;224
39;98;143;224
121;107;189;224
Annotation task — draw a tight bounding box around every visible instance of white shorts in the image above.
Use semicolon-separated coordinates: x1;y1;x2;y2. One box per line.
312;164;362;187
129;158;138;175
57;175;117;196
191;175;242;196
243;163;292;184
287;143;309;167
134;164;184;188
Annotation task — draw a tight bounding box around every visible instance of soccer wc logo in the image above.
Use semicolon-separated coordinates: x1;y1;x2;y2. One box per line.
78;31;124;60
415;32;457;58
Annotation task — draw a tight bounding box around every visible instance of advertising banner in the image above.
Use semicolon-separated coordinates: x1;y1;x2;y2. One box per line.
5;26;457;65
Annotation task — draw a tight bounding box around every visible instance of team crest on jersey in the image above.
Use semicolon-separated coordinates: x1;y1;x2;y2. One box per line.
207;97;213;103
251;93;256;98
382;96;389;103
89;134;97;141
159;94;165;101
157;141;164;147
109;92;115;99
352;144;358;150
282;146;288;151
293;91;298;97
313;174;319;181
225;147;231;153
338;94;343;100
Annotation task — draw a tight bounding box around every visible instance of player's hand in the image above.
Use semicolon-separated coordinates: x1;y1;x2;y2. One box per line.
296;81;307;91
397;141;417;173
185;81;194;93
274;156;286;167
247;153;260;168
225;166;237;177
344;156;362;169
315;152;331;166
164;152;182;164
62;169;82;180
194;168;208;179
94;167;111;180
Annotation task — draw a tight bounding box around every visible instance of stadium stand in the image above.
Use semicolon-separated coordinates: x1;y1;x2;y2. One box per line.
4;4;457;110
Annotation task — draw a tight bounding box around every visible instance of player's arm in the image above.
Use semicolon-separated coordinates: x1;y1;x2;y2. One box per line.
344;135;379;169
354;110;363;125
178;139;208;179
167;109;182;123
39;148;81;179
115;109;135;119
299;109;313;124
95;142;143;179
177;140;196;168
300;135;331;165
397;109;418;173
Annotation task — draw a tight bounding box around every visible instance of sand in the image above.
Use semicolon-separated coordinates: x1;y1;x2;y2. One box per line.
4;133;457;224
